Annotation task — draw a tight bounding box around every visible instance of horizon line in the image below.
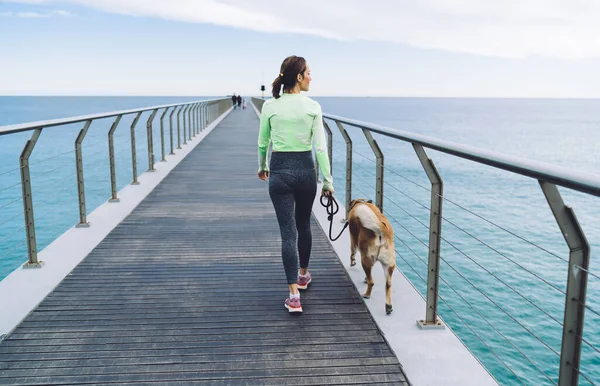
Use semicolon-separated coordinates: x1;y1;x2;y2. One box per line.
1;94;600;100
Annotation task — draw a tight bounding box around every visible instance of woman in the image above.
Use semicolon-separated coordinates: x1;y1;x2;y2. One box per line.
257;55;334;313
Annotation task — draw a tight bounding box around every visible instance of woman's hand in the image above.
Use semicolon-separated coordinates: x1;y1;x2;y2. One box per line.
321;188;334;197
258;171;269;181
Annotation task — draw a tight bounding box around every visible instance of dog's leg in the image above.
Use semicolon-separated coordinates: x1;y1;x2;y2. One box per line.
383;263;395;315
361;260;374;299
350;238;357;267
348;222;358;267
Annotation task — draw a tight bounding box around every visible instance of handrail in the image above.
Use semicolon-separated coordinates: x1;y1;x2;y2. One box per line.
0;99;207;136
324;113;600;198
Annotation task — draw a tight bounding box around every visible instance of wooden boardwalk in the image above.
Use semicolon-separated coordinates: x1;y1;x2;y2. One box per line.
0;107;409;385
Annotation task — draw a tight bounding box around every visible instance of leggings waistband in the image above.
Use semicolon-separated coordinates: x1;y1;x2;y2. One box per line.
270;151;314;171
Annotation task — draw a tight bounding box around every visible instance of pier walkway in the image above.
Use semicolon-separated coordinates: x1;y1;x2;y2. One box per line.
0;107;409;385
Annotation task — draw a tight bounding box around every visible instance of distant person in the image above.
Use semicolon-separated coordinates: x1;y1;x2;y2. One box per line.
231;94;237;109
257;55;333;313
242;99;247;109
237;95;242;108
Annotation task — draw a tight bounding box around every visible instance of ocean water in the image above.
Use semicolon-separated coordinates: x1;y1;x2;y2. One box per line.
1;96;599;385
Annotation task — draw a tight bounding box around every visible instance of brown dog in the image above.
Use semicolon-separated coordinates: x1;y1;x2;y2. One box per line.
348;199;396;315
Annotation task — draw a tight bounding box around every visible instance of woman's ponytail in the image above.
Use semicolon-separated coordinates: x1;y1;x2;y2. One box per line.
272;75;283;99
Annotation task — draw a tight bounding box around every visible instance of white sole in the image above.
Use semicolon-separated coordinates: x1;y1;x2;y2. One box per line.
284;303;303;313
297;278;311;290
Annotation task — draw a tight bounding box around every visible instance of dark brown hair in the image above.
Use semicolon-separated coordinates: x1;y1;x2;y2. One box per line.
271;55;307;99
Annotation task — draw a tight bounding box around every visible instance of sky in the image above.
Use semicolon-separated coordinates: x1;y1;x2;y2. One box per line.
1;0;599;97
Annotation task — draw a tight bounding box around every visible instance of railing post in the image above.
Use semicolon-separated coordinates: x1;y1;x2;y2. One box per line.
196;103;200;134
169;106;177;153
204;103;209;128
190;104;195;139
190;104;196;137
75;120;92;227
200;102;204;131
206;103;210;126
20;128;43;268
414;144;445;329
176;106;183;149
336;121;353;219
146;109;158;172
187;104;193;141
362;129;384;213
130;112;142;185
201;102;205;129
182;105;189;145
539;181;589;386
194;103;199;135
159;107;169;162
108;115;122;202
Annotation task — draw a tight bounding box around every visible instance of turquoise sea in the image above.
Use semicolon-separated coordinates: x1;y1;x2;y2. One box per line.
1;96;599;385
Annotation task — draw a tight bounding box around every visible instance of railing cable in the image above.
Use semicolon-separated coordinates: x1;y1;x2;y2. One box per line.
349;147;568;264
439;252;562;355
394;248;529;386
441;215;566;295
438;193;568;264
0;224;26;245
0;196;22;211
349;150;568;297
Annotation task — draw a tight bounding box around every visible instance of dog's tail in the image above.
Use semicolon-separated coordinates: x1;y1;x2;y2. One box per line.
354;205;386;246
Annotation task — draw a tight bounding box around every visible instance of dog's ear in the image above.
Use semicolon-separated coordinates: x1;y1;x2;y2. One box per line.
366;200;373;204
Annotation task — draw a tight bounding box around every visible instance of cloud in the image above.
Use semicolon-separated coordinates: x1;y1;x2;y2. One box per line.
52;9;73;16
4;0;600;59
0;9;75;17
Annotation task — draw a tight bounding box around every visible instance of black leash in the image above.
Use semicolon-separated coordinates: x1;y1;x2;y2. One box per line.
320;194;349;241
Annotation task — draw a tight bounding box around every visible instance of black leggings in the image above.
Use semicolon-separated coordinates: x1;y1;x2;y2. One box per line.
269;151;317;285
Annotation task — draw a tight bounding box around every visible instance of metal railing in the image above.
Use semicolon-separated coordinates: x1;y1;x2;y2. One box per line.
0;97;231;271
251;97;600;386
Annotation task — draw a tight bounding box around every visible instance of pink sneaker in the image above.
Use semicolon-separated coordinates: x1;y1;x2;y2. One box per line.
297;272;311;290
284;296;302;313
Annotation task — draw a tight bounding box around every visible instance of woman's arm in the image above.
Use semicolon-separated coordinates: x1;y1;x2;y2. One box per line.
257;105;271;173
312;104;333;192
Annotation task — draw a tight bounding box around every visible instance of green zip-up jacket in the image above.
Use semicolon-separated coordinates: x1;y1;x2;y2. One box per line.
257;93;333;191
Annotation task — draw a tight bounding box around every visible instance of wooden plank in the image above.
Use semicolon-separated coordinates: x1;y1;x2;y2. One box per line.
1;373;407;386
0;357;401;377
0;365;406;384
0;342;392;362
0;108;408;385
0;347;396;370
